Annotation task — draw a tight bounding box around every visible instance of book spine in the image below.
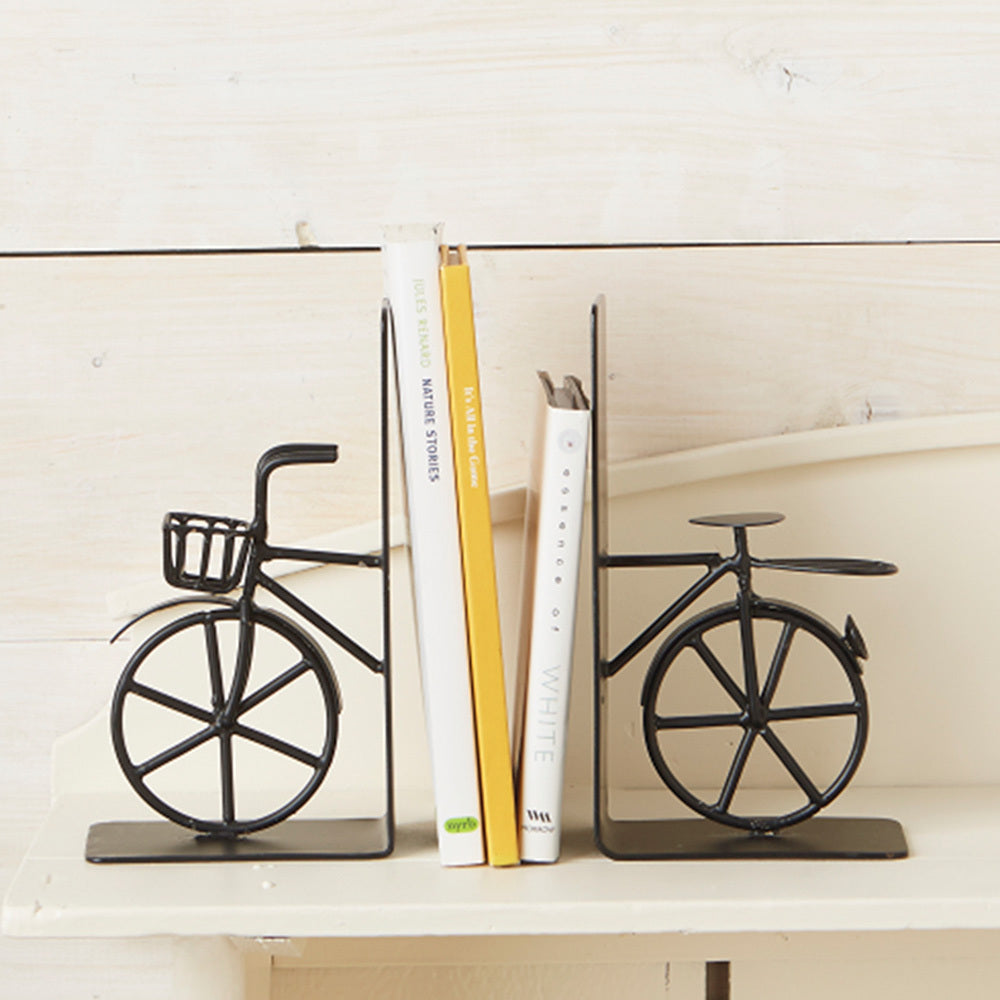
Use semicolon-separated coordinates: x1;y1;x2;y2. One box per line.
516;390;590;863
440;246;520;867
381;225;484;866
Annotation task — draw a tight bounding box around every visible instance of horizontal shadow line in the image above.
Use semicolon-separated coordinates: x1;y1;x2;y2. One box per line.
3;238;1000;260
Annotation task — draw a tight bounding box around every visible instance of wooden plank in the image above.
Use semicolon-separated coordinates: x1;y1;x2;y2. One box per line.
5;3;1000;250
10;787;1000;940
270;963;669;1000
0;252;385;641
734;954;1000;1000
282;931;1000;967
3;244;1000;641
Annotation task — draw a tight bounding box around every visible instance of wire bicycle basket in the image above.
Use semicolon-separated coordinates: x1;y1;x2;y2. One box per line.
162;511;252;594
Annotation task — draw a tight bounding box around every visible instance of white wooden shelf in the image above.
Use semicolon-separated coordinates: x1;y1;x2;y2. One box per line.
6;785;1000;946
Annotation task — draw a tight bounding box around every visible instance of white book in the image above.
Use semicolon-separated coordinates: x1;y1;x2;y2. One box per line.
514;371;590;863
381;224;485;866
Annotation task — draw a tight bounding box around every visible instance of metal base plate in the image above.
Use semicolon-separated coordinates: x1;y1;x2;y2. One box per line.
86;816;393;863
597;816;908;860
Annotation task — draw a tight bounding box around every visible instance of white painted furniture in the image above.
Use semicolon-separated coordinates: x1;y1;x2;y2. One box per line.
9;415;1000;996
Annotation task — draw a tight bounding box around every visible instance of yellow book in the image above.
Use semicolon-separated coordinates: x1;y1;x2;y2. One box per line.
440;244;520;866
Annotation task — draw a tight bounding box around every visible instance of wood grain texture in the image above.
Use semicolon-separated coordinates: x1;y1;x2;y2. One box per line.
4;2;1000;250
271;962;671;1000
3;244;999;642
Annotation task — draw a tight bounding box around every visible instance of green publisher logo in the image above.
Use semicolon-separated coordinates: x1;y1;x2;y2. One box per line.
444;816;479;835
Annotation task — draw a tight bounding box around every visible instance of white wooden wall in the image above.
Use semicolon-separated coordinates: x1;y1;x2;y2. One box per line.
4;3;1000;997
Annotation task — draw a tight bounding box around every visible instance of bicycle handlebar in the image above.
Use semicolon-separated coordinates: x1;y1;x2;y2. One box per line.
254;443;339;535
257;443;339;475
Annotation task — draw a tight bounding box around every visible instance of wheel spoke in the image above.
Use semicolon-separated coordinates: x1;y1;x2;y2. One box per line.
760;726;823;803
204;618;225;712
220;731;235;824
135;725;218;777
761;621;795;707
653;710;744;730
231;722;323;769
237;659;312;717
716;728;757;812
691;636;747;709
738;598;763;721
128;681;214;724
767;702;861;722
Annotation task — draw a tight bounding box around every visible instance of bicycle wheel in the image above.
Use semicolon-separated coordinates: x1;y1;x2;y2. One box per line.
641;599;868;832
111;606;340;835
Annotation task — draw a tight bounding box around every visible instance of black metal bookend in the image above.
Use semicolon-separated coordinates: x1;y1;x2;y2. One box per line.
86;305;395;863
589;297;907;860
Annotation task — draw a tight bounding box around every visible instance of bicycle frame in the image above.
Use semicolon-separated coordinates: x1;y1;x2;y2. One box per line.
243;537;385;677
599;548;729;678
601;524;777;735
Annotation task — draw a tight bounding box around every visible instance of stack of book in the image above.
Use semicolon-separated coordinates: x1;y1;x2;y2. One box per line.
382;225;590;866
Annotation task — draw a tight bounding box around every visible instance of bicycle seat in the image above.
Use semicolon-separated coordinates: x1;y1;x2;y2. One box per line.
690;512;785;529
752;556;898;576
